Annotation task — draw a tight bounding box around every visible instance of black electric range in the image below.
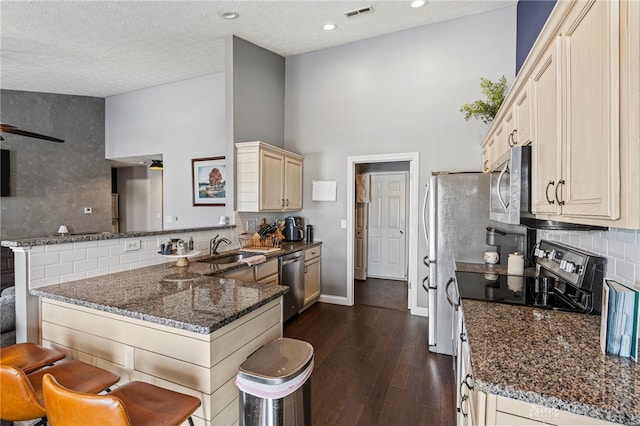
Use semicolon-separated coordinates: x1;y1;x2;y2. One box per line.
455;240;606;315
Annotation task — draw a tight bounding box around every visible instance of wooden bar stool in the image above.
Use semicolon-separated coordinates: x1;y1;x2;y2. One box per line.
1;359;120;425
0;342;65;374
43;373;202;426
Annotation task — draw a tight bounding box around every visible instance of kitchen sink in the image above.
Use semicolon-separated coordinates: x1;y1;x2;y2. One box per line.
197;253;253;265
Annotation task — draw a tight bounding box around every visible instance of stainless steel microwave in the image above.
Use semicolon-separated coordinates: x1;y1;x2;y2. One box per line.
489;146;531;224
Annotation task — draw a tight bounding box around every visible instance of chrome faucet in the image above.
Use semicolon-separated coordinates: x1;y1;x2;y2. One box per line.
210;235;231;255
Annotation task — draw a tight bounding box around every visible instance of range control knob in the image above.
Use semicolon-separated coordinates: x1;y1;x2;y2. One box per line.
563;262;576;273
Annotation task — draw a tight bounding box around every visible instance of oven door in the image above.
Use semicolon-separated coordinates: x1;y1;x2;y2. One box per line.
489;146;529;224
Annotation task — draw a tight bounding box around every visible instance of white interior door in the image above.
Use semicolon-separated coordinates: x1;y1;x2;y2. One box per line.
354;202;368;280
368;173;407;280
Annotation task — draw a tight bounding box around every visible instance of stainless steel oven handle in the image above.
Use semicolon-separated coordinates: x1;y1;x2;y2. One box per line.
496;160;509;213
422;183;430;258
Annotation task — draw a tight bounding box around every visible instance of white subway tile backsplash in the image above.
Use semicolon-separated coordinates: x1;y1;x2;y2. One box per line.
87;246;110;259
74;241;98;249
99;239;120;247
109;265;129;274
607;240;625;259
139;250;159;261
109;245;125;256
119;253;140;264
87;268;110;278
31;266;45;280
616;229;637;244
74;258;99;273
60;249;86;263
30;246;45;254
45;243;74;253
130;261;149;270
614;259;635;282
31;276;61;288
45;262;73;277
60;272;87;282
98;256;120;269
545;227;640;288
31;252;61;267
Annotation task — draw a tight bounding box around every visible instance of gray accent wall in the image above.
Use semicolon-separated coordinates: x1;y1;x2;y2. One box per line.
0;90;110;239
285;7;517;298
230;36;285;147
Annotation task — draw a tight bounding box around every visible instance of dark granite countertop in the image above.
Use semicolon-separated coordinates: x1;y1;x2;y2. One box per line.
30;242;321;334
1;225;234;247
461;299;639;425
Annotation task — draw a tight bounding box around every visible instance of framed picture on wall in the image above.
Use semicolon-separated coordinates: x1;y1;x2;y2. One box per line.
192;157;226;206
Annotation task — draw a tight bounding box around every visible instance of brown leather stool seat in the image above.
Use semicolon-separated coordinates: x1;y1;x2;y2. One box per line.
0;342;65;373
1;359;120;423
43;373;202;426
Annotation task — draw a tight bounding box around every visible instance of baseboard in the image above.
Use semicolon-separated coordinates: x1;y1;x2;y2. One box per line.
411;306;429;317
318;294;352;306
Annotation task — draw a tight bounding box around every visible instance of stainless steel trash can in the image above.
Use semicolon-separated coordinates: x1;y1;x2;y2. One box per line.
237;337;314;426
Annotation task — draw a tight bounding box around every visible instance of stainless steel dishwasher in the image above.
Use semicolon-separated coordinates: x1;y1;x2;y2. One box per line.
279;251;305;322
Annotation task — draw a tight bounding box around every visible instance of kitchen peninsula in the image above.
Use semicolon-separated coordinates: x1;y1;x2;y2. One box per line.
31;254;289;426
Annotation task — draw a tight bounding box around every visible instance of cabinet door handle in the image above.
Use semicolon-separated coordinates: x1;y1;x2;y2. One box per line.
460;332;466;342
483;160;488;172
545;181;555;205
281;199;285;207
512;129;518;146
555;179;565;206
285;198;289;207
464;374;475;390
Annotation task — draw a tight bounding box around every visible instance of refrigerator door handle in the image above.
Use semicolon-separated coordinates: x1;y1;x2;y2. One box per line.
422;183;433;264
445;277;459;308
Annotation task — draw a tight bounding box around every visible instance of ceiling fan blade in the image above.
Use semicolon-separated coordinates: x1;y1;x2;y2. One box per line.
0;123;64;143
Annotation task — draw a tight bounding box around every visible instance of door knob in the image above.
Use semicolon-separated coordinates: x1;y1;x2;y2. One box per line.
399;230;404;234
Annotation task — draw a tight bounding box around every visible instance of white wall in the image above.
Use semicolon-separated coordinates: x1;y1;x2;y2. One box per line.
285;7;517;298
117;166;163;232
105;73;228;229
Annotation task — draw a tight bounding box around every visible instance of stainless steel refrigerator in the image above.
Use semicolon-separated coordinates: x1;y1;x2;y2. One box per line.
422;172;491;355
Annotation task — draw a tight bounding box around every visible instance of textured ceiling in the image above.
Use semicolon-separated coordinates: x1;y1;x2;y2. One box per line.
1;1;515;98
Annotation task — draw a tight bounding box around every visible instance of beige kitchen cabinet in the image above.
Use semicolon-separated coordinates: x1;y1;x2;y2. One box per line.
236;141;304;212
530;38;562;215
482;0;640;228
532;0;620;220
301;246;321;311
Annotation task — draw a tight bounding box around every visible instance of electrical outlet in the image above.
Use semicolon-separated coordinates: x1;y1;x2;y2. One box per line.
124;239;141;251
83;207;92;214
246;219;257;232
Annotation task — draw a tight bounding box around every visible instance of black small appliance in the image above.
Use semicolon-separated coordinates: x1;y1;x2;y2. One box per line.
283;216;304;242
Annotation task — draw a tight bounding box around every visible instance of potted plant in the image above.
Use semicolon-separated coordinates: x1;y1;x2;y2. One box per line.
460;76;508;124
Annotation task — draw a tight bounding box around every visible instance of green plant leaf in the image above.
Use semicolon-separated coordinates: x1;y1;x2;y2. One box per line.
460;76;508;124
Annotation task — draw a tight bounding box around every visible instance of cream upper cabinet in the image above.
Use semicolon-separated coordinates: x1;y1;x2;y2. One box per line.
559;0;620;219
236;141;304;212
531;38;563;216
484;0;640;228
533;0;620;220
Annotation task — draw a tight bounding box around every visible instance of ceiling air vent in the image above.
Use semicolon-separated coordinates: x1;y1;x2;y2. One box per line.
345;5;374;18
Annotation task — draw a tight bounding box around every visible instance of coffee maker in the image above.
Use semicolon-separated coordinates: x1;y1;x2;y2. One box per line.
283;216;304;241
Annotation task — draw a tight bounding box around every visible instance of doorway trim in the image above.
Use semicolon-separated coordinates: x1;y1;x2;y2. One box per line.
346;152;420;313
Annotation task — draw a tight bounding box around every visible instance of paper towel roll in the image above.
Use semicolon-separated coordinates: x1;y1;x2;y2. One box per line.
508;252;525;275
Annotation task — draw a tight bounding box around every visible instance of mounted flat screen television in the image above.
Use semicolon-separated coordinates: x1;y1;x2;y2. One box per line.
1;149;9;197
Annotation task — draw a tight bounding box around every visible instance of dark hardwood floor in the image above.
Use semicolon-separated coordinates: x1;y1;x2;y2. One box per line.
284;278;455;426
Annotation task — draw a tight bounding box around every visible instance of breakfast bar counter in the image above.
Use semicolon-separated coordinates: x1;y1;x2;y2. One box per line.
31;259;290;426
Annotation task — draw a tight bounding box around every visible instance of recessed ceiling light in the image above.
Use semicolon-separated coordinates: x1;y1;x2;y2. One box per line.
221;11;239;20
411;0;426;8
322;23;337;31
